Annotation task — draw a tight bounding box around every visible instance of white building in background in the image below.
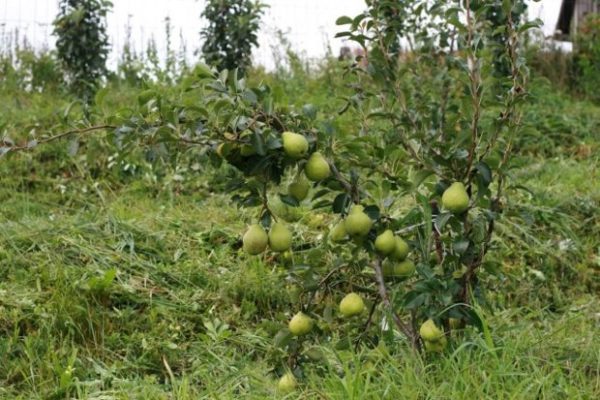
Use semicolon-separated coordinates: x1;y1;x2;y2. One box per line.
0;0;565;70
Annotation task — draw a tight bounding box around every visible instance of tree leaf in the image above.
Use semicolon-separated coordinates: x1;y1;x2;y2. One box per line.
335;16;353;25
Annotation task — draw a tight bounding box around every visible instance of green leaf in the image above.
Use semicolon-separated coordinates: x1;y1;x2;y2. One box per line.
333;193;350;214
251;130;266;156
280;194;300;207
518;19;542;33
260;210;272;227
363;205;380;221
435;212;452;232
335;16;353;25
453;239;470;255
412;170;434;189
404;292;427;310
273;328;292;348
476;161;492;186
302;104;317;120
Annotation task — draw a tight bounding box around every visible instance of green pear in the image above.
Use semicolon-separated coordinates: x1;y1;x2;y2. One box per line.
391;237;410;261
339;292;365;317
349;205;364;214
383;259;416;278
395;259;415;276
344;207;372;237
243;224;268;255
419;319;444;342
329;221;348;243
282;131;309;159
375;229;396;255
424;336;447;353
277;372;297;393
268;222;292;252
304;152;331;181
269;196;303;222
288;312;313;336
288;174;310;201
441;182;469;214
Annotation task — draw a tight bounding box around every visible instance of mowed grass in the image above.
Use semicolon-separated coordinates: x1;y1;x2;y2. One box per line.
1;75;599;398
1;169;599;398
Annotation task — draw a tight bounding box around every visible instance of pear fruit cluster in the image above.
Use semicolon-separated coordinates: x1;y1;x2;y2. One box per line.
281;131;330;182
442;182;469;214
372;228;414;278
243;222;293;255
420;319;447;352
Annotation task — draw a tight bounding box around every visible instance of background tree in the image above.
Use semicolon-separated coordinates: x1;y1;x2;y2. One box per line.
573;12;600;102
53;0;112;102
200;0;265;74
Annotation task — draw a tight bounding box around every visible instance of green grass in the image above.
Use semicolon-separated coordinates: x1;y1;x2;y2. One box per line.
1;69;599;398
1;186;598;399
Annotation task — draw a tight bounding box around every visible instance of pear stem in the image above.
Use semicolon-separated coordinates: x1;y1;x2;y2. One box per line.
354;299;380;352
372;258;420;350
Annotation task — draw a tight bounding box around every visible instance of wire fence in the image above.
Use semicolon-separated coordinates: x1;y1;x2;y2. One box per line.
0;0;366;70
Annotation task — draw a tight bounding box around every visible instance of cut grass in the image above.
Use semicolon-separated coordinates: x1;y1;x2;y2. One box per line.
1;178;599;398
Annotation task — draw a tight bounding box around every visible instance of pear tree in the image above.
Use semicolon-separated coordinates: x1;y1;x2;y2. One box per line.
8;0;536;392
101;0;533;389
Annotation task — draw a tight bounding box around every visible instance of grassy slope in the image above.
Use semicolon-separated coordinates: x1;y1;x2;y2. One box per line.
0;73;599;398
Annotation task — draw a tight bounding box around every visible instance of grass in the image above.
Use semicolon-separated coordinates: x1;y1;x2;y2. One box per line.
2;185;598;399
1;67;599;398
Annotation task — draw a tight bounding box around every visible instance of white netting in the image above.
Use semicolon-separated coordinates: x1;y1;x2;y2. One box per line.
0;0;367;69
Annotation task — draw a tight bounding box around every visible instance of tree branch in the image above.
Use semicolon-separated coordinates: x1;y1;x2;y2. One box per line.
6;124;116;153
328;161;360;204
372;258;419;348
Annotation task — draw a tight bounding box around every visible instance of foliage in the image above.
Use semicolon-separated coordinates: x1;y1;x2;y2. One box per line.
0;29;63;93
0;48;599;398
200;0;266;73
53;0;112;102
76;0;537;381
330;0;532;346
4;0;537;377
473;0;529;79
0;48;62;93
574;13;600;102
